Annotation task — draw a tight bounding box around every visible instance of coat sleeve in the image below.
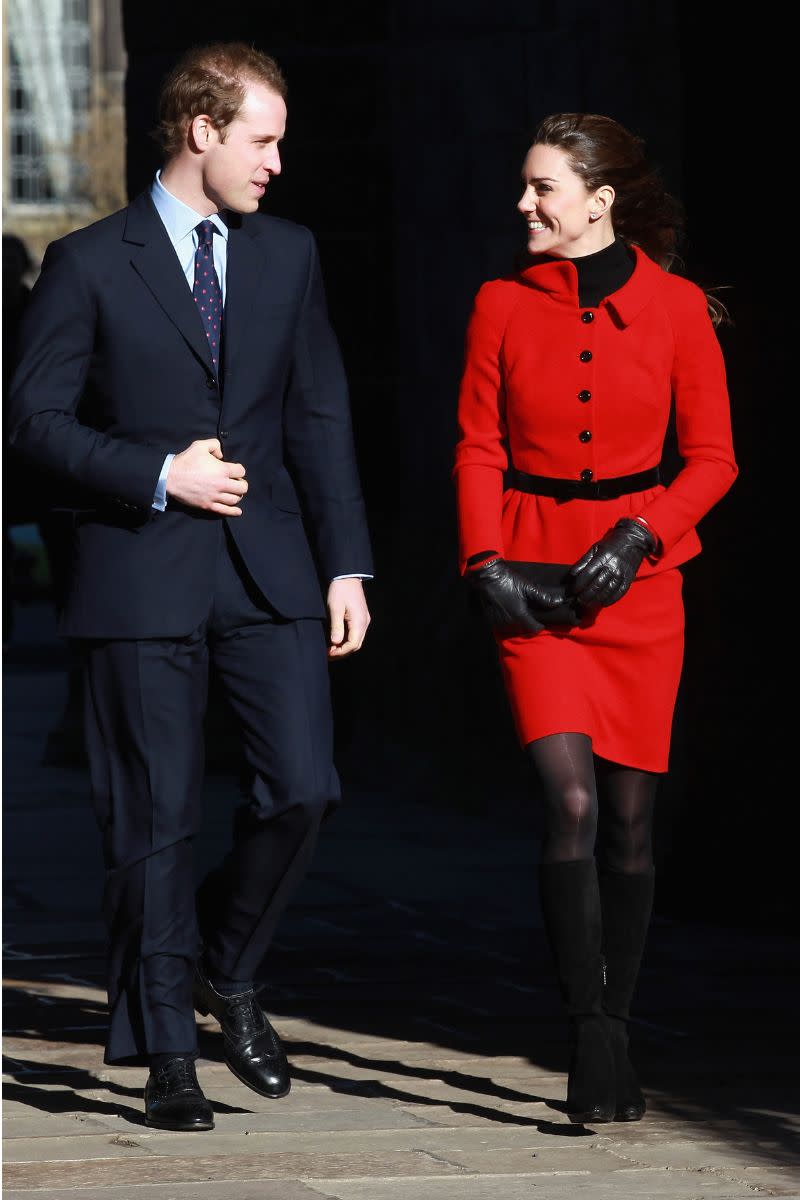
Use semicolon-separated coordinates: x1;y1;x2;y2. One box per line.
635;281;738;553
452;283;511;573
7;237;167;509
282;231;373;581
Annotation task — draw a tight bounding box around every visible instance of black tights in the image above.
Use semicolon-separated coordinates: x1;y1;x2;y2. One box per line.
525;732;657;872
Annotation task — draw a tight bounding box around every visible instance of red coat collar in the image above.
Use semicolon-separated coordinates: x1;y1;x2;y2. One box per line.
518;244;664;326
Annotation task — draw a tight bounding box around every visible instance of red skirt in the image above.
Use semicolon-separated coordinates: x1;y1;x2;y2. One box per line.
495;568;685;773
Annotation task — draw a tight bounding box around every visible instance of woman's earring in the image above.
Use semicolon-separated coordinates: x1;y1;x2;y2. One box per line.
589;213;599;221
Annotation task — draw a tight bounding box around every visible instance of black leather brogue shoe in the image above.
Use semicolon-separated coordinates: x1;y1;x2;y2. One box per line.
144;1056;214;1131
193;961;290;1099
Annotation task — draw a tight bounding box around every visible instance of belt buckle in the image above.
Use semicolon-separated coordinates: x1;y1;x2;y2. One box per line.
577;479;602;500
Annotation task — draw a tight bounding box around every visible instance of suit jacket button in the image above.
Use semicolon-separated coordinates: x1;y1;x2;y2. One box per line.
579;349;593;362
581;311;595;323
578;389;592;402
219;430;229;439
580;468;594;482
579;430;592;443
206;376;216;389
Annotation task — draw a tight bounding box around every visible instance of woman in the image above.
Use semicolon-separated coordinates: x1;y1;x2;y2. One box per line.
453;113;737;1124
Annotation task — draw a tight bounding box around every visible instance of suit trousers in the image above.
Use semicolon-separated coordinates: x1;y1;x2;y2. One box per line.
81;524;339;1064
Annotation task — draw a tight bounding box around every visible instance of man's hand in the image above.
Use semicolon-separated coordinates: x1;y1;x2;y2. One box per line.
327;578;370;659
166;439;248;515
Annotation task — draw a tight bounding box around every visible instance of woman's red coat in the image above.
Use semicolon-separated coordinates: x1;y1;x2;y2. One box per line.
453;246;738;573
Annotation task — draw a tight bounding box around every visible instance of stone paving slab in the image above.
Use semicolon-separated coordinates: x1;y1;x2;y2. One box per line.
6;1150;797;1196
316;1176;800;1200
2;1182;325;1200
2;1123;642;1161
3;1149;460;1189
2;1113;122;1139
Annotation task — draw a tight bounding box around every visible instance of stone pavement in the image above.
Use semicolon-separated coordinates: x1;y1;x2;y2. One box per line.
3;605;799;1199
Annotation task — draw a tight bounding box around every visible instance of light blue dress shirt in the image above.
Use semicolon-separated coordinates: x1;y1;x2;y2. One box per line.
150;171;228;511
148;172;370;583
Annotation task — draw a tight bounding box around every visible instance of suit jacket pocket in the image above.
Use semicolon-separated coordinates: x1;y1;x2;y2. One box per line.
74;503;149;532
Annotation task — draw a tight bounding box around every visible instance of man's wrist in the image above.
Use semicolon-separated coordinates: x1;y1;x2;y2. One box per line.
152;452;176;511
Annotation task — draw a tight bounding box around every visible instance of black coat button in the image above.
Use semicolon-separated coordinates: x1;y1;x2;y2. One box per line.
581;311;595;323
219;430;230;439
206;376;217;389
579;349;593;362
580;468;594;482
578;389;592;402
579;430;592;443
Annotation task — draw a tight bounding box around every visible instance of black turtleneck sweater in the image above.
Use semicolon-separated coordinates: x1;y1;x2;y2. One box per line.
542;236;636;308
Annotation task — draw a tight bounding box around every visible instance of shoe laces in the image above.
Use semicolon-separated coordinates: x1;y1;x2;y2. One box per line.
224;991;268;1041
157;1056;198;1092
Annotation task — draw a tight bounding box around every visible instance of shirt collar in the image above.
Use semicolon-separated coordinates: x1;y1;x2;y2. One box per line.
151;170;230;244
518;244;663;327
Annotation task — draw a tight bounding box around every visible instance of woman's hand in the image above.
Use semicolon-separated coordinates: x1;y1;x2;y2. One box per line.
468;556;562;635
569;519;656;608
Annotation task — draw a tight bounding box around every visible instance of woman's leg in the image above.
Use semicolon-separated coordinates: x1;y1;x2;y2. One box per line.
596;759;656;874
595;760;659;1120
526;731;598;863
525;733;615;1122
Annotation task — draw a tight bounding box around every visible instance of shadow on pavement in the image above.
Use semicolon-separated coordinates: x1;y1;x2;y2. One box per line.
3;628;798;1169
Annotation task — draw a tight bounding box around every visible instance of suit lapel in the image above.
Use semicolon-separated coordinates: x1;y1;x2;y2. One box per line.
123;190;215;375
222;217;267;380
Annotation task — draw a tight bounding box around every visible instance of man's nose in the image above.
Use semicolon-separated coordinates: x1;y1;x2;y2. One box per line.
267;148;281;176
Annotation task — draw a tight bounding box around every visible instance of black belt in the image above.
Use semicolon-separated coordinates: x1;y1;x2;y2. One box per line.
504;465;661;500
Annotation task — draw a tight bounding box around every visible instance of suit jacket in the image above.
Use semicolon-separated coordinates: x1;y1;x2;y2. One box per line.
8;190;373;638
453;245;737;574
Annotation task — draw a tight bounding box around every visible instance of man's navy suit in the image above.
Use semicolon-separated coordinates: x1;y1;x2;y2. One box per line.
8;190;373;1063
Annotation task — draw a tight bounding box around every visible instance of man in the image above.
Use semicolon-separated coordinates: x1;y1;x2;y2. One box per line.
8;43;373;1131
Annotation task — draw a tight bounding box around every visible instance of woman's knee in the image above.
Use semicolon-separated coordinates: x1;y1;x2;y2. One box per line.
551;780;597;834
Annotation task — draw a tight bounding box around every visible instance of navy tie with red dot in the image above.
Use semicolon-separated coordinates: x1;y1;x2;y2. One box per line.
193;219;223;375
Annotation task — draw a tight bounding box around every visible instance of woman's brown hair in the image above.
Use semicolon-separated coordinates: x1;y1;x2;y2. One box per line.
156;43;287;159
531;113;728;326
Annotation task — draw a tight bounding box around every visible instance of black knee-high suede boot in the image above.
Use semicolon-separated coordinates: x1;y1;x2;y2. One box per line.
598;866;655;1121
538;859;616;1123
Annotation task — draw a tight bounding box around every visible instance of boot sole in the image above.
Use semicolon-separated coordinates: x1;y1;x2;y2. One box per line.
567;1111;615;1124
145;1115;215;1131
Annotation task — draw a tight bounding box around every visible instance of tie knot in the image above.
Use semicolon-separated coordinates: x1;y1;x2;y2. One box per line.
195;219;215;247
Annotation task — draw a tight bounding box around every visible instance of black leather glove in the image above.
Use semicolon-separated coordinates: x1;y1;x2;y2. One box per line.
468;556;563;635
569;518;656;608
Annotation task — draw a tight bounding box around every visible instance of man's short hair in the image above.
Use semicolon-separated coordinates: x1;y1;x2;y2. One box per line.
156;42;287;158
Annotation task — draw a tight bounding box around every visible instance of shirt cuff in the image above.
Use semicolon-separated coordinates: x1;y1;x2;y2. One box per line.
152;453;176;512
331;574;374;581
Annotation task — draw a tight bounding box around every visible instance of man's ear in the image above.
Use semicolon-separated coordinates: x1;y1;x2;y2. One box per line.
188;114;215;153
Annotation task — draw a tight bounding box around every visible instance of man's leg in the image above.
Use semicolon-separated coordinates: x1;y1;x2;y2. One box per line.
193;538;338;1095
200;613;338;983
82;628;209;1066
